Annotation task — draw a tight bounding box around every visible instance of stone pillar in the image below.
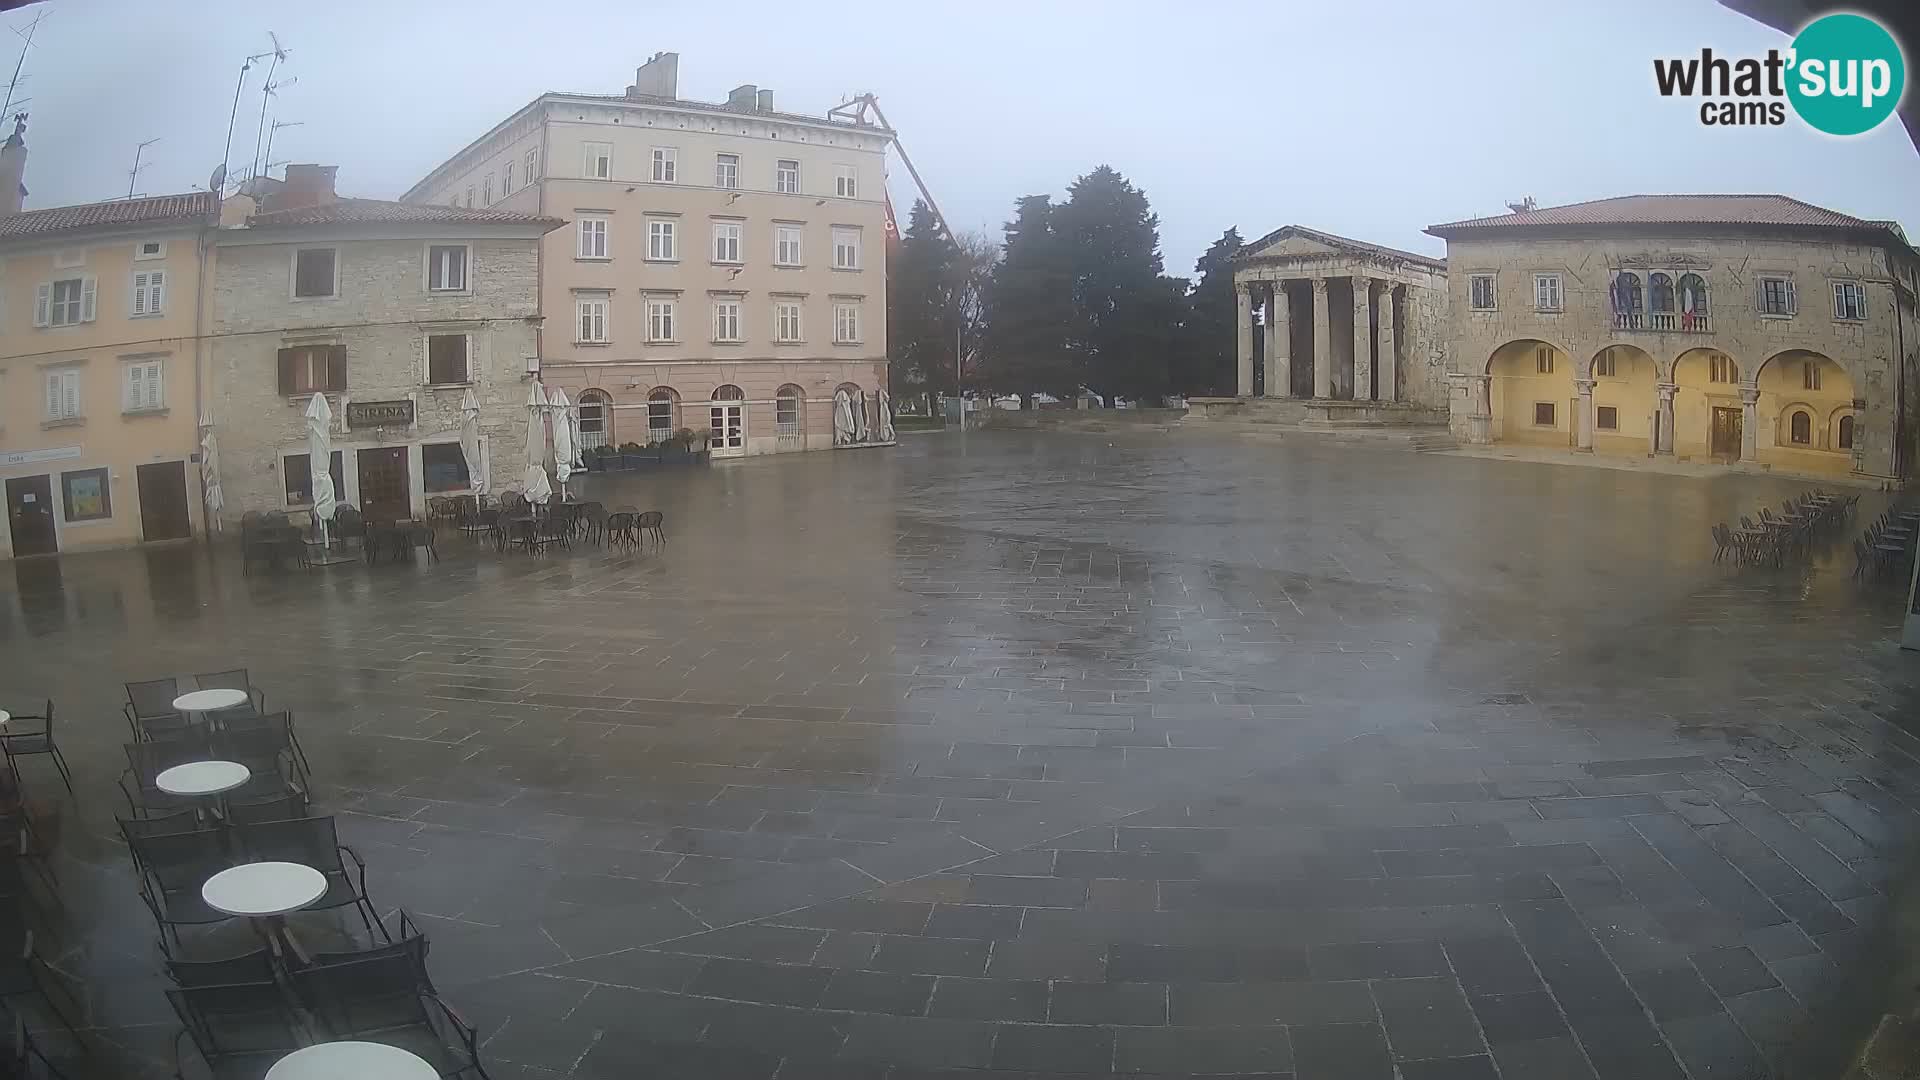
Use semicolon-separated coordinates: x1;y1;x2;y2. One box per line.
1376;284;1397;403
1574;378;1595;452
1311;278;1332;400
1353;278;1373;401
1264;284;1289;398
1739;385;1759;460
1654;382;1677;455
1468;374;1493;444
1235;285;1254;397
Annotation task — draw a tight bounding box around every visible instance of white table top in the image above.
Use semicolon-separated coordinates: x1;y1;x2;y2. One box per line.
156;760;251;797
265;1041;438;1080
173;688;249;713
202;862;327;918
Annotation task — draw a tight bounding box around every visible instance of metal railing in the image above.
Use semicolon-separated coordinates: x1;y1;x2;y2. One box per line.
1613;311;1711;333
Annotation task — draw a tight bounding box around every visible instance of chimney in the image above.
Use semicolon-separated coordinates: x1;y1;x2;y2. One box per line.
726;84;759;110
0;114;28;216
755;88;774;112
627;51;679;99
271;164;338;212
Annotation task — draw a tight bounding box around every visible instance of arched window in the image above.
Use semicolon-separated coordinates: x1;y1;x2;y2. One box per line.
776;384;805;437
1838;414;1855;450
1790;411;1812;445
1648;273;1675;313
577;389;611;449
646;388;678;443
712;384;745;401
1611;272;1642;328
1678;273;1708;328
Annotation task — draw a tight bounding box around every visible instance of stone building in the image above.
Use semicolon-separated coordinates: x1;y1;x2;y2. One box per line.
1427;195;1920;480
208;166;562;524
1228;226;1449;412
399;52;892;458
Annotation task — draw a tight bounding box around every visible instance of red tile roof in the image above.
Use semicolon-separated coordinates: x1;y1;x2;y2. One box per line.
1427;194;1895;237
247;197;562;230
0;191;214;241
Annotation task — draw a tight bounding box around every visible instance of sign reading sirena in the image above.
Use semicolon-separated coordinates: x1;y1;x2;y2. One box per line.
346;400;415;428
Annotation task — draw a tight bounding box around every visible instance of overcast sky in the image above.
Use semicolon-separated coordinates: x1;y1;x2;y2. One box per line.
12;0;1920;274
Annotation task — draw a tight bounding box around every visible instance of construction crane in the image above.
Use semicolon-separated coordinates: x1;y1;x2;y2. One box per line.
827;93;952;242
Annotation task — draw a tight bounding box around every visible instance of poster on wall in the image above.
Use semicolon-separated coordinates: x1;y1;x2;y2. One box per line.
66;473;107;518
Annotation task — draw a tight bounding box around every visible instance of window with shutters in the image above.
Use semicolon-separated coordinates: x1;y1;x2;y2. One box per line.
1803;361;1823;391
833;302;860;344
712;300;742;342
576;297;609;343
832;227;861;270
482;174;494;206
278;344;345;395
776;159;799;194
714;153;739;189
130;269;166;316
525;147;539;182
122;359;165;413
651;147;677;183
647;299;676;342
834;164;857;198
44;368;80;420
583;142;612;180
1709;353;1736;383
1533;273;1562;312
503;161;516;194
577;217;609;260
293;248;337;298
1833;281;1867;321
775;301;803;342
37;276;94;327
60;468;111;522
427;245;468;292
1536;347;1556;375
426;334;470;385
465;187;474;208
1468;274;1496;311
775;224;803;266
647;218;677;261
1758;275;1795;316
712;221;742;264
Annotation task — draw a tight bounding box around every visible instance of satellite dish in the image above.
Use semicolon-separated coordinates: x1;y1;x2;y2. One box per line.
208;163;227;193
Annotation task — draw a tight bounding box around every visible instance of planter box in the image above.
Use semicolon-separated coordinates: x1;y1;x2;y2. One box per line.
619;454;645;469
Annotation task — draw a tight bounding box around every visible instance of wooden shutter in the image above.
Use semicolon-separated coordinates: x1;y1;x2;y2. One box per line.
326;345;348;391
125;363;143;410
45;372;61;417
150;270;165;313
33;283;49;327
81;277;97;322
143;362;162;409
1784;279;1796;315
277;348;297;395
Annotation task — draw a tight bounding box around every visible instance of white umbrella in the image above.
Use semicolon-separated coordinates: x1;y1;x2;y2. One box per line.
853;390;870;442
198;411;224;533
305;393;336;548
833;389;855;446
550;386;575;495
522;380;553;504
877;389;895;442
458;388;487;496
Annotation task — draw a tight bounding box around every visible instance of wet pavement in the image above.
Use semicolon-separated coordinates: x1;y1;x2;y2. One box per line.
2;427;1917;1079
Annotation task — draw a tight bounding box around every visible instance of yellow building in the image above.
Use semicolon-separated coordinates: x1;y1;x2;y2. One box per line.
0;123;217;558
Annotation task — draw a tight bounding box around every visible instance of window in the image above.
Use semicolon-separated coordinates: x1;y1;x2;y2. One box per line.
1535;347;1555;375
775;301;803;342
712;300;742;342
651;147;677;183
44;369;80;420
647;219;677;261
834;302;860;343
421;442;470;493
832;227;861;270
647;298;676;342
427;245;468;291
1468;273;1496;311
131;269;166;316
1596;406;1618;431
776;159;799;194
503;161;515;194
1790;410;1811;444
777;385;802;436
583;142;612;180
1533;402;1556;427
284;451;345;507
135;239;165;260
1679;273;1708;318
647;388;677;441
577;389;611;449
1802;361;1822;391
293;248;337;298
525;147;539;182
1648;272;1675;314
576;297;609;343
714;153;739;189
1592;352;1613;377
277;344;346;395
1839;414;1855;450
482;174;494;207
1709;353;1736;383
36;277;94;327
1533;273;1562;311
712;221;742;264
1833;281;1867;321
775;224;803;266
577;217;609;259
834;164;857;198
1759;276;1795;316
60;468;110;522
426;334;470;384
123;359;164;412
465;187;474;208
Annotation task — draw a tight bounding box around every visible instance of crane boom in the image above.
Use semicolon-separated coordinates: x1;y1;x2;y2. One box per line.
827;93;953;241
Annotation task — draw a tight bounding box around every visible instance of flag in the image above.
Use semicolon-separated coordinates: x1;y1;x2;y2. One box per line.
884;193;901;260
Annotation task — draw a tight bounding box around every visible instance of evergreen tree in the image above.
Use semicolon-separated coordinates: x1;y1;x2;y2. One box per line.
980;195;1080;400
1181;227;1245;396
1057;166;1181;402
887;200;959;397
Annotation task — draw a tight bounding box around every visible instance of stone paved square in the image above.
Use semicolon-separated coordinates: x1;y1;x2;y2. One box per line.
1;428;1916;1079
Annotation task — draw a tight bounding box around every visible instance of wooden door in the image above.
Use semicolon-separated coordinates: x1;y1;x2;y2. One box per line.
136;461;192;541
1710;407;1742;460
356;447;411;522
4;475;56;556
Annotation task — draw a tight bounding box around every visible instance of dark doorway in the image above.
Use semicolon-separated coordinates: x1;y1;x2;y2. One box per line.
1287;282;1315;399
1710;407;1743;461
5;474;56;557
357;447;411;523
136;461;192;541
1251;321;1266;398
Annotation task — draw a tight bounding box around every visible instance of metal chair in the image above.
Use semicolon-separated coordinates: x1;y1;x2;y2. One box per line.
166;982;303;1080
124;679;191;741
124;737;211;788
635;510;666;546
0;898;81;1041
224;791;310;826
117;771;198;822
118;810;203;850
232;817;386;945
603;512;636;548
0;704;70;798
7;1012;66;1080
457;505;499;544
576;501;606;542
165;947;276;989
128;831;234;951
288;948;488;1079
217;711;310;781
192;671;265;721
530;513;572;553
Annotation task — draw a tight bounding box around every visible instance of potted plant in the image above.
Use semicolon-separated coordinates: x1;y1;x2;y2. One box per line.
684;427;712;463
618;441;645;470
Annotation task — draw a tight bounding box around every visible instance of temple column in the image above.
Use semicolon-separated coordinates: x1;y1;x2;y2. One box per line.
1264;284;1289;398
1655;382;1677;455
1353;278;1373;401
1311;279;1332;400
1574;378;1595;452
1377;283;1397;403
1235;284;1254;397
1740;385;1759;460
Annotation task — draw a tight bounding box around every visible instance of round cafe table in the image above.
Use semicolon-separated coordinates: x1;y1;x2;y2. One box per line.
266;1041;438;1080
172;688;249;727
156;760;251;821
202;861;328;961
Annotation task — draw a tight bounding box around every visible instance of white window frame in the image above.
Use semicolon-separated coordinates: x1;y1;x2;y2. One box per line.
291;247;339;300
575;296;610;344
482;174;494;206
712;299;742;343
425;243;471;293
577;217;610;260
130;268;166;317
712;221;743;264
1468;273;1496;311
465;187;474;208
524;147;539;182
122;358;164;413
775;224;803;267
36;276;95;327
503;160;516;194
646;298;677;343
424;332;473;386
776;389;801;435
832;227;861;270
1832;280;1868;321
833;302;861;344
776;159;800;194
44;368;80;421
647;218;677;261
1532;273;1562;312
834;164;857;199
714;153;740;189
134;239;166;261
651;146;677;183
775;301;803;343
1758;275;1796;317
583;141;613;180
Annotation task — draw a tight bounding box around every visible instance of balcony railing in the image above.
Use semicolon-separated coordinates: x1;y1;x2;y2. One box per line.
1613;311;1711;333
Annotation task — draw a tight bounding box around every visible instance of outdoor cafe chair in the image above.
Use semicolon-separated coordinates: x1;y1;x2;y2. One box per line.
192;672;265;720
125;679;192;742
6;1012;67;1080
288;947;488;1078
602;512;636;548
118;771;198;822
635;510;666;546
117;810;204;860
530;514;572;553
218;709;310;778
224;791;311;826
166;982;304;1080
232;817;386;946
457;505;499;544
0;897;81;1041
165;947;276;990
0;704;71;798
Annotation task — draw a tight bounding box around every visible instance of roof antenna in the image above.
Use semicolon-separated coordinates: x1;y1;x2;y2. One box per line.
248;31;290;187
222;37;282;196
1505;196;1537;214
1;9;47;120
126;137;160;200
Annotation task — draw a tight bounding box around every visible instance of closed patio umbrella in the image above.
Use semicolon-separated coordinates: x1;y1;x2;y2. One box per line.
459;388;487;497
833;389;855;446
198;411;224;532
877;388;895;442
305;393;336;548
522;380;552;504
550;385;575;496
